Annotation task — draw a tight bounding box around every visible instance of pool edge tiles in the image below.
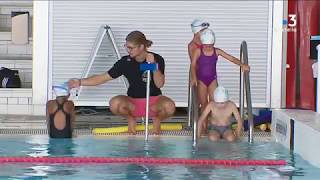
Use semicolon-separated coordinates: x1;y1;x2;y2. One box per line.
0;128;272;141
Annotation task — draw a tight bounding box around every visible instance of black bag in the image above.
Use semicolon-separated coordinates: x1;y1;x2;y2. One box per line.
0;67;21;88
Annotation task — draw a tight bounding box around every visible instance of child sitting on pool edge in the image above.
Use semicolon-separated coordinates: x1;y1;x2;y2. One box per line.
197;86;243;142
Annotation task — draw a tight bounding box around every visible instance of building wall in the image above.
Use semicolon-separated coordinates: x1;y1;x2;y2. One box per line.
49;1;281;108
0;1;34;115
0;4;33;88
0;1;285;115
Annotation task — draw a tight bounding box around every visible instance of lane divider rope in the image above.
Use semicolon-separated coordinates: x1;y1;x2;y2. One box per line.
0;157;286;166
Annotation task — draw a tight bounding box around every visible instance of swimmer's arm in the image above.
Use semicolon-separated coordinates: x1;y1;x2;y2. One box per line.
45;101;52;134
188;43;194;61
191;49;200;84
69;101;76;130
216;48;250;72
216;48;241;65
46;109;49;130
231;102;243;138
197;102;213;138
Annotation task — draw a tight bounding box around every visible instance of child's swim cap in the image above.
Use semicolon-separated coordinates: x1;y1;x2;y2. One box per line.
52;82;69;97
191;19;210;34
214;86;229;103
200;29;216;45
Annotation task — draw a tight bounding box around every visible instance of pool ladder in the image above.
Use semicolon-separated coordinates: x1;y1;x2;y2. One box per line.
239;41;254;143
188;41;254;145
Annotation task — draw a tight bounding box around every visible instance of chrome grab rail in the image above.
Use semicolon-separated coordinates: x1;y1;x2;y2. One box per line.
192;85;199;146
187;70;193;127
187;67;199;146
239;41;254;143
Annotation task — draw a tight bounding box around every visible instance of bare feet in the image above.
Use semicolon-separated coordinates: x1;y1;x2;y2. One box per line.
150;130;160;136
128;130;136;135
128;116;136;135
152;117;161;135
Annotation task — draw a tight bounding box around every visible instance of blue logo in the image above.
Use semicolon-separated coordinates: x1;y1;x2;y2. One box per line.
280;14;297;32
282;19;288;25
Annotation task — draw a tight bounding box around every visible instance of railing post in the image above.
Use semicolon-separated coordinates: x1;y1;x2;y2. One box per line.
144;70;151;141
188;67;198;146
188;70;193;127
240;41;253;143
192;86;198;146
240;63;245;126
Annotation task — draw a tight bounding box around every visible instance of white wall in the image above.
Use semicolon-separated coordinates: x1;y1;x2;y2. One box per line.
0;1;34;115
31;1;285;112
270;1;285;108
32;1;49;115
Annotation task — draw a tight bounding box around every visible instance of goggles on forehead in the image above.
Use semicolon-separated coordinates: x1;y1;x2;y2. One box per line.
191;22;210;28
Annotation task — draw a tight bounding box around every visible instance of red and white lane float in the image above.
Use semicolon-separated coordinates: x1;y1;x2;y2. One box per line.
0;157;286;166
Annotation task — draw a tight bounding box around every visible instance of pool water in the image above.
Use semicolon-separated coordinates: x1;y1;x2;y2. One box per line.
0;135;319;180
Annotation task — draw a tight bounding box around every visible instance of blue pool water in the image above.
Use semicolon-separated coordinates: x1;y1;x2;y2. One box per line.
0;135;319;180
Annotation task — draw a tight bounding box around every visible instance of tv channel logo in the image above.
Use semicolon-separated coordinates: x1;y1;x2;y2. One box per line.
282;14;297;32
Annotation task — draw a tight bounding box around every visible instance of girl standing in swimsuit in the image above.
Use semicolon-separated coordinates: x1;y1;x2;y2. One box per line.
188;19;210;62
191;29;250;133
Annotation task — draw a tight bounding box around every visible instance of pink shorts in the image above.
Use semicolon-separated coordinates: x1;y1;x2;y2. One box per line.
130;96;160;118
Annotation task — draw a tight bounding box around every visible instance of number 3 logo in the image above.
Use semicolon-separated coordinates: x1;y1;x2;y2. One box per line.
288;14;297;27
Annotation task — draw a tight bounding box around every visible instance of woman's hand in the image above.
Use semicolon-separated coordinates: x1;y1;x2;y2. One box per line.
146;53;155;64
241;64;250;72
68;78;81;89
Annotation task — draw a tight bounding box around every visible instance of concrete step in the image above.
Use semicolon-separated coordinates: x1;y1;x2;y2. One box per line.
0;114;189;129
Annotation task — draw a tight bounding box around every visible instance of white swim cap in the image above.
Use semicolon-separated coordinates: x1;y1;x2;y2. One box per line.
214;86;229;103
200;29;216;44
191;19;210;34
53;82;69;97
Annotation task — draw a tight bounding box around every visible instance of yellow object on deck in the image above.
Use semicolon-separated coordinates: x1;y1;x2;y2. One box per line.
267;123;271;130
93;123;183;134
259;124;267;131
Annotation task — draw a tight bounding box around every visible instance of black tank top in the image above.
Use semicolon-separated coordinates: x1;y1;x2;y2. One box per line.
49;100;72;138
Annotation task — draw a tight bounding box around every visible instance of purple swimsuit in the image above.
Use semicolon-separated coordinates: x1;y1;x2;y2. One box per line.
197;48;218;86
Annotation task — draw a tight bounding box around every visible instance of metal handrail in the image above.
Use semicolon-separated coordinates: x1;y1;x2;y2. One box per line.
239;41;254;143
192;85;199;146
187;67;199;146
144;70;151;141
187;69;193;127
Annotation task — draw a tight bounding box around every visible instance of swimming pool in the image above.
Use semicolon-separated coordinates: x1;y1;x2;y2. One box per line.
0;135;319;179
